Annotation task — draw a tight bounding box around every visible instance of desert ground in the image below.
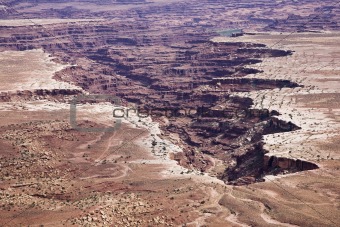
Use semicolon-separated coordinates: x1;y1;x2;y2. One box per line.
0;32;338;227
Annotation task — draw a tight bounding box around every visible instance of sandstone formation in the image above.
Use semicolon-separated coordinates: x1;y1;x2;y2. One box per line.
1;0;340;226
0;0;329;184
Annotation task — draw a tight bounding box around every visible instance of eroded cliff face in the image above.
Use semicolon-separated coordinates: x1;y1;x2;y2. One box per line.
0;0;327;185
0;89;81;102
263;155;318;175
0;27;309;185
2;0;340;32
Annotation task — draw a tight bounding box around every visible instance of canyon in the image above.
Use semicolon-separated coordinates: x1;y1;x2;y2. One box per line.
0;0;339;226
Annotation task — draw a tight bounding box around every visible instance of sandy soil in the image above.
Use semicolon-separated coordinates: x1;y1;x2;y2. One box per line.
0;49;81;92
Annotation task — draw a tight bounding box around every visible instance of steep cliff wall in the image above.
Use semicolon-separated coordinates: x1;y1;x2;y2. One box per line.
0;89;81;102
264;155;318;175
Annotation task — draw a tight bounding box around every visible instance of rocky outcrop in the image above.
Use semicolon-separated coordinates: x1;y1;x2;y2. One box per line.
263;155;318;175
223;142;266;183
262;117;301;134
0;89;82;102
0;0;331;185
